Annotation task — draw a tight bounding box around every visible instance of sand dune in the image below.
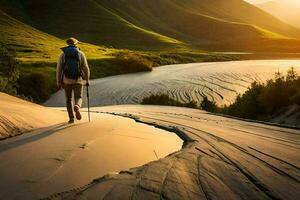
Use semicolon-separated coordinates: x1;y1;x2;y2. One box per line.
0;97;182;199
0;93;65;139
43;105;300;200
45;60;300;107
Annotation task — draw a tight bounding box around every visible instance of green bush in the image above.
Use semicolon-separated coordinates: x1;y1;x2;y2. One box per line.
141;94;197;108
185;100;198;109
18;72;51;103
0;45;19;95
259;78;289;113
200;96;219;113
115;53;153;73
222;82;264;118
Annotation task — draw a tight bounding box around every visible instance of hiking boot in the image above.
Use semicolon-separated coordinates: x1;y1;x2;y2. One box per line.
74;105;82;120
68;119;75;124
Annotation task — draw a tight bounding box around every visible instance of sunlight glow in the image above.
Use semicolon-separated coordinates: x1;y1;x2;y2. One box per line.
245;0;300;5
245;0;272;4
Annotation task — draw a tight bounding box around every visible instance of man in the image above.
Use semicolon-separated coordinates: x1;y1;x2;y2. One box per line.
56;37;90;123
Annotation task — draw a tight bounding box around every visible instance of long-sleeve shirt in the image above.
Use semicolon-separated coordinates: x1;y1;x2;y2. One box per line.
56;50;90;86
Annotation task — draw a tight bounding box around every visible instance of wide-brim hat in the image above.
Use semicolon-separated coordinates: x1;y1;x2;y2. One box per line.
66;37;79;45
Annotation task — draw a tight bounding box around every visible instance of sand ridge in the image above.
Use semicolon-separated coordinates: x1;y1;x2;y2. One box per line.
0;93;65;139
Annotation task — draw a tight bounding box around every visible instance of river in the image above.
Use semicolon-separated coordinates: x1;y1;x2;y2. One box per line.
45;60;300;107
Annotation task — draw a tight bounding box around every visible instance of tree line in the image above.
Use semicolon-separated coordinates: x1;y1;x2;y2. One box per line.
202;67;300;120
142;67;300;121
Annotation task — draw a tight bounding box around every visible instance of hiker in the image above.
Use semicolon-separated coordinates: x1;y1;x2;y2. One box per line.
56;37;90;123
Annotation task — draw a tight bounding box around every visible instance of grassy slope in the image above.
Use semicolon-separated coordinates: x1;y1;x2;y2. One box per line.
0;0;181;50
0;9;120;62
0;9;65;60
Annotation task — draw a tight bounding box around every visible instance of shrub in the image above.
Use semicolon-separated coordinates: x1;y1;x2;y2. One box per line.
258;73;290;113
224;82;264;118
115;53;153;73
200;96;219;113
141;94;197;108
18;72;51;103
0;45;19;95
185;100;198;109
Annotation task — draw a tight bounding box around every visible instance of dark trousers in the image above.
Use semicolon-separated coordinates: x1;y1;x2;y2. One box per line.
64;84;83;120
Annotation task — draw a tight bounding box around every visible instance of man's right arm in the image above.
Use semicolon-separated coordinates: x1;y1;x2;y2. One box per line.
56;53;64;88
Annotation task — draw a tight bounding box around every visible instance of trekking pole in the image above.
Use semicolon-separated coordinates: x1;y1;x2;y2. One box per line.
86;84;91;122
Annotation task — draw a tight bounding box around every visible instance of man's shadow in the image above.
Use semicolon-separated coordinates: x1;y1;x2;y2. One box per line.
0;123;78;152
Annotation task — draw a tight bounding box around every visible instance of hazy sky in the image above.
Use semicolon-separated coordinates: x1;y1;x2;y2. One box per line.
244;0;272;4
245;0;300;5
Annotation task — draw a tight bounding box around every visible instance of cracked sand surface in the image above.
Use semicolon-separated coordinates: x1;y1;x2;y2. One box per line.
44;105;300;200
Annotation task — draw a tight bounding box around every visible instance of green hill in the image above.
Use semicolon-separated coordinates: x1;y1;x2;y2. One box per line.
1;0;300;52
0;8;119;62
98;0;300;51
0;9;63;61
0;0;181;50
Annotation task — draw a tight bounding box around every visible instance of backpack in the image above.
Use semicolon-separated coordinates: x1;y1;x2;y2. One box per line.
62;46;82;79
